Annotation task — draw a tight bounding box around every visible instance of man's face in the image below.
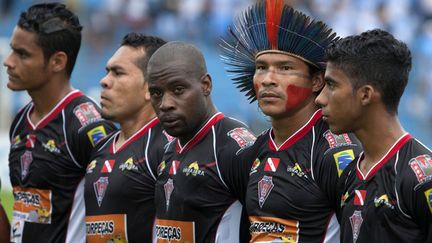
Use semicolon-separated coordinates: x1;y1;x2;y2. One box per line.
253;53;314;118
100;46;149;123
315;62;361;134
148;62;209;138
3;27;50;92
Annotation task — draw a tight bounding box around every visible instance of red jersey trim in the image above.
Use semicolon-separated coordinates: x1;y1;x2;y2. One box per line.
26;90;84;130
268;109;322;151
356;133;412;180
176;112;225;154
110;117;159;154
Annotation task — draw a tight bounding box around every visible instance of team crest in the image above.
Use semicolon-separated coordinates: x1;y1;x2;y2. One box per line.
183;161;205;176
158;161;166;176
409;154;432;188
20;150;33;180
87;125;107;146
73;102;102;127
425;188;432;215
25;134;36;148
119;157;138;171
227;127;256;154
258;175;274;208
86;160;97;174
164;179;174;211
93;177;109;207
169;160;180;175
334;149;355;176
324;130;352;149
250;159;261;175
350;210;363;243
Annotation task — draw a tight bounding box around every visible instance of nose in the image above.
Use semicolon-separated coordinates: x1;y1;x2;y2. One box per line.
260;68;278;87
3;52;14;69
159;93;175;112
100;74;111;89
315;85;328;107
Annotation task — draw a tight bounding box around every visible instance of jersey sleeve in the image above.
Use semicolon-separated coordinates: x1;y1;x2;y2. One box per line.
217;124;257;204
315;132;362;211
65;101;117;168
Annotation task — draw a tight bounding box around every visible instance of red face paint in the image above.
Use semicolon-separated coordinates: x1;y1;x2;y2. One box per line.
285;84;312;111
254;82;260;99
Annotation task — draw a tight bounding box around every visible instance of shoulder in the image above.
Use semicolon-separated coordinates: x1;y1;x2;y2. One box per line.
215;116;257;153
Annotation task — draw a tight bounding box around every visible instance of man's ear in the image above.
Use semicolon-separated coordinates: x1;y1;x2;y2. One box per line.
143;81;151;101
49;51;68;73
311;72;325;92
201;74;212;96
357;84;376;106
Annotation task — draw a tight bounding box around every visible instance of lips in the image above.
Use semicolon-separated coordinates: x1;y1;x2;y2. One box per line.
258;90;281;101
159;114;181;128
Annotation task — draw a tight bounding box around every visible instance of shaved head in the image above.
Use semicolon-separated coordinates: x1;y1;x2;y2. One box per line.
147;41;207;81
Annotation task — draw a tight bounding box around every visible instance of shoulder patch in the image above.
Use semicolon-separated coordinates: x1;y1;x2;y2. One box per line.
409;154;432;187
333;149;355;176
425;188;432;215
73;102;102;127
227;127;256;154
324;130;352;149
87;125;107;146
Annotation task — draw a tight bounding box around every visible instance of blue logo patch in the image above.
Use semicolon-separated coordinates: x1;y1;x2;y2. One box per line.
87;125;107;146
333;149;355;176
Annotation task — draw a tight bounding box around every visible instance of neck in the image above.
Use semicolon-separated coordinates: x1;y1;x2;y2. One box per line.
178;104;218;146
271;102;318;147
117;105;157;147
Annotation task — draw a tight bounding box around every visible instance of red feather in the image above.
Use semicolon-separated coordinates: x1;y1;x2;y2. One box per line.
266;0;283;49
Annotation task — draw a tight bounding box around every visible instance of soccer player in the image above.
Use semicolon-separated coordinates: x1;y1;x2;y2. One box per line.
147;41;257;242
315;29;432;242
85;33;169;242
4;3;116;242
220;1;362;242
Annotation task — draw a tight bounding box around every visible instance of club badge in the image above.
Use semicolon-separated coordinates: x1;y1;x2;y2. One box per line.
94;177;109;207
258;175;274;208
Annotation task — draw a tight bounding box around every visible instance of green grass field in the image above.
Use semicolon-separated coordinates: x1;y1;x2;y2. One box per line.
1;190;13;222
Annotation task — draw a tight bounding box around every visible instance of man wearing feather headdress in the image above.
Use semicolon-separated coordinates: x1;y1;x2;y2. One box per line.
220;0;361;242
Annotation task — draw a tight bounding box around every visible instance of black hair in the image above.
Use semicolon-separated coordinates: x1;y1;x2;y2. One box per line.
18;3;82;77
120;32;166;75
326;29;412;114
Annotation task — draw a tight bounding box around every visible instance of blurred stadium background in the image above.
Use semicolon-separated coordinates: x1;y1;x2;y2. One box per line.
0;0;431;220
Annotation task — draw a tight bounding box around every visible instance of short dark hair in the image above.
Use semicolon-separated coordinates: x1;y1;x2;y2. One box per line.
18;3;82;77
326;29;412;114
120;33;166;75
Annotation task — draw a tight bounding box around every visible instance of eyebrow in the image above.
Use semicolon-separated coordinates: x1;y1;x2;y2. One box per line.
106;64;124;72
255;60;295;66
324;76;336;84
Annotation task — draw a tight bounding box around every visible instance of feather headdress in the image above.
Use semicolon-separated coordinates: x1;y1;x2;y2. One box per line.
220;0;338;102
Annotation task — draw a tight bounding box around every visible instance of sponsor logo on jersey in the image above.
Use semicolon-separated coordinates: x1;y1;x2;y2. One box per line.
374;194;394;209
155;218;195;243
425;188;432;215
324;130;352;149
101;160;115;173
183;161;205;176
94;177;109;207
20;150;33;180
258;175;274;208
42;139;61;154
354;190;367;206
86;214;127;243
12;187;52;224
158;161;166;176
25;134;36;148
334;149;355;176
87;160;97;174
249;216;298;242
227;127;256;154
341;191;349;208
286;162;308;178
74;102;102;127
11;135;21;148
169;160;180;175
409;154;432;187
350;210;363;243
250;158;261;175
264;158;280;172
164;179;174;211
87;125;107;146
119;157;138;172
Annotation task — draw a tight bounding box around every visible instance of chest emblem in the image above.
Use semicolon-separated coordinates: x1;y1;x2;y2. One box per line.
183;161;205;176
93;177;109;207
25;134;36;148
354;190;367;206
101;160;115;173
286;163;308;178
258;175;274;208
250;158;261;175
264;158;280;172
20;151;33;180
164;178;174;211
349;210;363;243
169;160;180;175
119;157;138;171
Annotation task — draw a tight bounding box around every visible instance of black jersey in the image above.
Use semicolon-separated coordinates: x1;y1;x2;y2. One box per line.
8;90;117;243
339;134;432;243
85;118;169;243
154;112;256;243
245;110;361;242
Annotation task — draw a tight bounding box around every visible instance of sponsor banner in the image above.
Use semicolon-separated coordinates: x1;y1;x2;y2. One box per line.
249;216;298;242
155;219;195;243
86;214;128;243
12;187;52;224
